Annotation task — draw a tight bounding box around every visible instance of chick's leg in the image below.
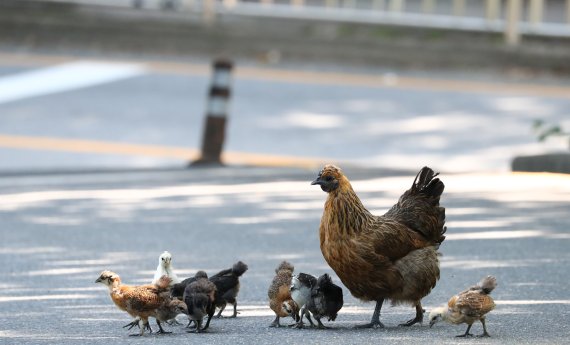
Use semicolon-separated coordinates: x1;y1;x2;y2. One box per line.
230;302;239;318
291;306;306;329
456;324;474;337
316;317;328;329
399;303;424;327
355;299;385;329
477;318;491;337
269;315;280;328
215;304;226;318
156;320;172;334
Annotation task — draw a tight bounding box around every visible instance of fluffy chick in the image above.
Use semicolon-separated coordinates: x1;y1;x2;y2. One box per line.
304;273;344;329
290;273;317;328
171;271;209;300
95;271;171;336
267;261;299;327
209;261;249;318
183;276;217;333
429;276;497;337
152;251;180;285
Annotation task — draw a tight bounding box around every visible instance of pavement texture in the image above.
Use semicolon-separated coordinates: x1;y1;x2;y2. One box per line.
1;166;569;344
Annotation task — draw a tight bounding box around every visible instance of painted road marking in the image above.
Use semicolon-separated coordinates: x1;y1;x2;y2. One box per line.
0;134;328;169
0;61;147;104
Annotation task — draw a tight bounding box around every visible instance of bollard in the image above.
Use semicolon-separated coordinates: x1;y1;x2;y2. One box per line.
192;59;233;166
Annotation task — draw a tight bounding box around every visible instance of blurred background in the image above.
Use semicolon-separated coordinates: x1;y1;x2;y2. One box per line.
0;0;569;173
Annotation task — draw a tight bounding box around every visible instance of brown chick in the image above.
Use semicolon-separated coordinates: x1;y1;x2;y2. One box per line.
429;276;497;337
267;261;300;327
312;165;446;328
95;271;171;336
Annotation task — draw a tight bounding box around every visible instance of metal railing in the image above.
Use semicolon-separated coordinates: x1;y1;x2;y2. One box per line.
38;0;570;45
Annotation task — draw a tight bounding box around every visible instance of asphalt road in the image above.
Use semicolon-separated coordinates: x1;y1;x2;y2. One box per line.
1;166;569;344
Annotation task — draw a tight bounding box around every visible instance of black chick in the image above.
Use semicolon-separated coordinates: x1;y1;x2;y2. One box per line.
183;276;217;333
209;261;249;318
171;270;209;300
304;273;344;329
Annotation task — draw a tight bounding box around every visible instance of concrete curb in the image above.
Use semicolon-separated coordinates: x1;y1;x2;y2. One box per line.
512;153;570;174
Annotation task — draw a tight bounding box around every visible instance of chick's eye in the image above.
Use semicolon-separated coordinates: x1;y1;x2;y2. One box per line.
325;176;333;181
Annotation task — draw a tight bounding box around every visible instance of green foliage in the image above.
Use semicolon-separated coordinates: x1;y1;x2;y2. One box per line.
533;120;569;149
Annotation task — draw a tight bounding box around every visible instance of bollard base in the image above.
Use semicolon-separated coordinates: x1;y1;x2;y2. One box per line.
189;158;225;167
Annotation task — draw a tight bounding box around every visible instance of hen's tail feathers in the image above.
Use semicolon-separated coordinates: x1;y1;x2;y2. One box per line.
412;166;445;199
478;276;497;295
275;261;294;274
232;261;249;277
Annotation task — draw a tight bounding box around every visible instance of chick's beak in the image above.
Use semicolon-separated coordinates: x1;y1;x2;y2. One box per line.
95;277;102;283
429;319;436;328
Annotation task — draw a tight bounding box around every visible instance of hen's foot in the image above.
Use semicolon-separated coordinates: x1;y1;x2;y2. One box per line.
269;320;280;328
354;321;385;329
398;316;423;327
478;332;491;338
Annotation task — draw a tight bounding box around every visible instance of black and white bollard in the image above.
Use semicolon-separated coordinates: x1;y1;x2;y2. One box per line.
192;59;233;166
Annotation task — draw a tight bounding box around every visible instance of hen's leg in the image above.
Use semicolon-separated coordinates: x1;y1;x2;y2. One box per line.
477;318;491;337
399;303;424;327
355;299;385;328
269;315;280;327
456;324;474;337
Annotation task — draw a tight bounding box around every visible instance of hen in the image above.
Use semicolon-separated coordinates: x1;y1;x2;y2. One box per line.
95;271;172;336
303;273;344;329
267;261;299;327
312;165;446;328
429;276;497;337
209;261;249;318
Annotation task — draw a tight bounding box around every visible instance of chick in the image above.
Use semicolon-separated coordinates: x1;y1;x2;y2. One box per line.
290;273;317;328
95;271;171;336
154;292;188;333
152;251;180;285
171;270;209;300
183;276;217;333
429;276;497;337
268;261;300;327
209;261;249;318
304;273;344;329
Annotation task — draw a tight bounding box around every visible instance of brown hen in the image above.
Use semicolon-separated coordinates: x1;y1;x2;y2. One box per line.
95;271;172;336
312;165;446;328
429;276;497;337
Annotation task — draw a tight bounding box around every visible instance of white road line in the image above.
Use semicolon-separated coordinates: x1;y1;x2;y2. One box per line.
0;61;147;104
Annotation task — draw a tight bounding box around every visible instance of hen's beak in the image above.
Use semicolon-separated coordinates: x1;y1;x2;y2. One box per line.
311;177;322;185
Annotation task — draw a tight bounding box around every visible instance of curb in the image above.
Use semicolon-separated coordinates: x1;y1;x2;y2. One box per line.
512;153;570;174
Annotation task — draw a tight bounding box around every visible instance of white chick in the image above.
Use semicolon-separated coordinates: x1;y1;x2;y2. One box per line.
152;251;180;285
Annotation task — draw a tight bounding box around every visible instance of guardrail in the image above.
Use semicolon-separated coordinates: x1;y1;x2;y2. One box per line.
38;0;570;46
